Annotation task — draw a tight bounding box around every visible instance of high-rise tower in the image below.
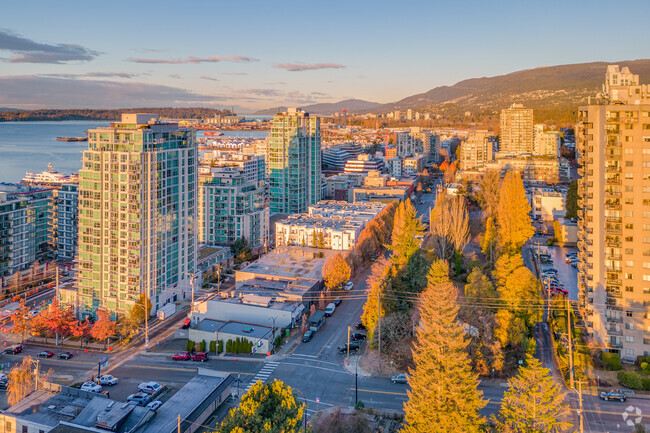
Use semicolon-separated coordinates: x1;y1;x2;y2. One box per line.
499;104;534;155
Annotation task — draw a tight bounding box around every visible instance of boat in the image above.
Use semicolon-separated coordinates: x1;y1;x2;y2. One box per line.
21;163;77;186
203;131;223;136
56;136;88;142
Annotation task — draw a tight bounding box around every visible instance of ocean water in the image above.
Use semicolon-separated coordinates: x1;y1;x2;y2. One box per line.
0;121;267;183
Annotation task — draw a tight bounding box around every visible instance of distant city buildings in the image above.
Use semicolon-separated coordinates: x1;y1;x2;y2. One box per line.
460;131;494;170
76;114;197;317
499;104;534;156
344;154;384;174
268;108;321;214
576;65;650;360
534;124;561;157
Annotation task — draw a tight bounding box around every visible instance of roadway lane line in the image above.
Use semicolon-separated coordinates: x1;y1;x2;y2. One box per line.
122;364;197;372
351;387;407;396
278;361;346;375
316;332;337;358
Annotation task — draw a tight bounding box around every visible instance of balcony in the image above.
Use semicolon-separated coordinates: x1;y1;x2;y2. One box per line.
606;254;622;260
608;341;623;349
607;328;623;336
605;191;622;198
606;216;622;223
605;228;622;236
607;289;623;298
606;279;622;286
606;166;621;173
607;305;624;312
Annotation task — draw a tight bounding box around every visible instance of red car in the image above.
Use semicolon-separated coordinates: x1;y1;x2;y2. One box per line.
191;352;209;362
172;352;191;361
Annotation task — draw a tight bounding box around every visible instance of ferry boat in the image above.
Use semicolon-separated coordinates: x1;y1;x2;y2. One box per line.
21;163;77;186
56;136;88;142
203;131;224;136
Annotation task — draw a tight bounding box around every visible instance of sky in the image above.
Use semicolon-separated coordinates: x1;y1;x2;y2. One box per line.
1;0;649;113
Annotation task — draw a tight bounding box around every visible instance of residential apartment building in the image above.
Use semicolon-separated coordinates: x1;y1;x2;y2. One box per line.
201;151;265;185
77;114;197;317
344;154;384;174
402;155;425;176
499;104;534;155
534;124;561;157
484;156;571;184
460;131;494;170
55;183;78;262
0;185;52;278
198;166;269;249
576;65;650;360
268;108;321;214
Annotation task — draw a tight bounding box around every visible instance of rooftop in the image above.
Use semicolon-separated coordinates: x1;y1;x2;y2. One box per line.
218;321;272;340
5;389;91;427
193;318;228;333
197;245;230;262
237;246;340;283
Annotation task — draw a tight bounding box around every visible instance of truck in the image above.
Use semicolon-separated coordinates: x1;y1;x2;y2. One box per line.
156;303;175;320
324;303;336;317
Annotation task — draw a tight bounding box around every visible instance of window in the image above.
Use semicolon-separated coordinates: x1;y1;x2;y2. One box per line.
22;426;28;433
627;310;634;317
626;336;635;343
626;160;634;166
627;348;635;356
626;323;635;330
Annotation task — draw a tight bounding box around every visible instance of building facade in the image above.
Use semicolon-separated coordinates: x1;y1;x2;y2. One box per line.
77;114;197;317
460;131;494;170
499;104;534;155
198;166;269;249
55;183;79;262
576;65;650;360
268;108;321;214
534;124;561;157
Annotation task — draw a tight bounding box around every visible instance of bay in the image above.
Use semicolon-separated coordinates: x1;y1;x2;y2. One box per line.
0;121;267;183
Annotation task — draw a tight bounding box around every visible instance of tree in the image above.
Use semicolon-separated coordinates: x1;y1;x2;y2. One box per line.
480;216;497;264
496;171;534;253
233;237;252;263
11;298;31;343
361;257;391;342
317;232;325;249
464;267;496;301
389;199;424;268
493;355;572;432
70;319;92;347
42;299;75;345
403;280;486;432
8;356;36;406
322;254;351;291
426;259;449;287
565;180;579;220
217;379;304;433
475;170;501;219
429;191;454;260
300;314;308;334
449;195;470;252
91;309;116;346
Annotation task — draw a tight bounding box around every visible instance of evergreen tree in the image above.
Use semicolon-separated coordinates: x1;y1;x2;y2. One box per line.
403;279;486;432
480;216;497;264
564;180;580;220
493;355;572;432
496;171;534;253
476;170;501;219
426;259;449;287
390;199;424;268
361;257;391;342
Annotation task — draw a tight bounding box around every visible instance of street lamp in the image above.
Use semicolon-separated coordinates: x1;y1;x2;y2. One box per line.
132;301;149;351
292;387;308;432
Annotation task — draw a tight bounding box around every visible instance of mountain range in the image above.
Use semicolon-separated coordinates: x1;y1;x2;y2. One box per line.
254;99;380;116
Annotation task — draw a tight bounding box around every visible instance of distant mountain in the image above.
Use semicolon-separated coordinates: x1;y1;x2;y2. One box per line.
255;99;380;116
373;59;650;120
0;107;21;112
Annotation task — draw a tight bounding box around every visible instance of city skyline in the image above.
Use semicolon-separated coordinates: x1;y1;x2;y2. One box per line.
1;0;649;111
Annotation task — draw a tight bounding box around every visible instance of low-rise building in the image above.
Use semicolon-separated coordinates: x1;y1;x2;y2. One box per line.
402;155;425;176
527;187;566;221
343;154;384;174
484;156;571;183
189;319;275;354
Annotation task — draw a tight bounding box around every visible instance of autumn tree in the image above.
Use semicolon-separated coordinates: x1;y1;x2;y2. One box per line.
70;319;92;347
475;170;501;219
403;278;486;432
493;355;572;432
496;171;534;253
8;356;36;405
232;236;252;263
361;257;391;342
42;299;75;345
322;254;351;291
565;179;579;220
217;379;304;433
390;199;424;268
91;309;116;347
449;195;470;252
426;259;449;287
480;216;497;264
300;314;308;334
11;298;31;343
429;191;454;260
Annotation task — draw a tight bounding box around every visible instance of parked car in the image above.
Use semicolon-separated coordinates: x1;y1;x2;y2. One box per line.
0;374;7;388
4;345;23;354
191;352;209;362
58;352;73;359
391;373;408;384
350;332;366;341
344;281;354;291
80;381;102;393
127;392;152;406
146;400;163;411
302;330;313;342
99;375;119;386
337;342;360;353
324;303;336;317
355;321;366;330
37;351;54;358
333;297;342;306
571;261;579;268
172;352;191;361
138;381;164;395
600;389;626;402
181;318;191;329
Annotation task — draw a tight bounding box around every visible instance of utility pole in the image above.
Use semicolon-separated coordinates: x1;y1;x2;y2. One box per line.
347;326;350;365
566;297;575;389
577;381;585;433
178;414;181;433
355;354;358;406
55;266;59;302
188;273;195;312
377;291;382;373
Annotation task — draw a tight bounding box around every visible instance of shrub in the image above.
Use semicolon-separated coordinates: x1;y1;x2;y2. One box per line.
200;340;206;352
186;340;194;352
547;237;557;246
274;335;283;349
218;340;223;354
226;339;232;353
602;352;621;371
618;371;644;389
355;400;365;410
637;355;650;366
209;341;216;353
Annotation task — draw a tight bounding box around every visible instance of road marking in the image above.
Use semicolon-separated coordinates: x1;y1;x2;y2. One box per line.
351;387;407;396
316;332;337;358
245;362;280;391
277;361;346;375
122;364;197;372
291;353;317;359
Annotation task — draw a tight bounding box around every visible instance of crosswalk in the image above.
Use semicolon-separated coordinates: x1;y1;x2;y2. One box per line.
245;361;279;392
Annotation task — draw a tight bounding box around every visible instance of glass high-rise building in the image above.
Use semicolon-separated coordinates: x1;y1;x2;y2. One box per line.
268;108;321;214
77;114;197;317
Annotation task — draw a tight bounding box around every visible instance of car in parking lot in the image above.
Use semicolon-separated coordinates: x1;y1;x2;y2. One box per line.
80;381;102;393
391;373;408;384
127;392;152;406
337;342;360;353
58;352;73;359
344;281;354;291
350;332;366;341
99;375;119;386
37;351;54;358
172;352;191;361
302;330;313;342
138;381;164;395
600;389;626;402
0;373;7;388
4;345;23;354
550;287;568;296
333;297;342;306
146;400;163;411
355;321;366;330
191;352;209;362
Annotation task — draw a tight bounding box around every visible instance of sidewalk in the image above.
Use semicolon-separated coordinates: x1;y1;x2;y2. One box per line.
342;355;372;377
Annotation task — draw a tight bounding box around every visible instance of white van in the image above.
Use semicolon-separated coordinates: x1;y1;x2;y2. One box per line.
324;303;336;317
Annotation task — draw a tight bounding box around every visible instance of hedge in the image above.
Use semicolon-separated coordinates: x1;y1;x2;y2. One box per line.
199;340;206;352
617;371;650;390
602;352;621;371
186;340;194;352
209;341;216;353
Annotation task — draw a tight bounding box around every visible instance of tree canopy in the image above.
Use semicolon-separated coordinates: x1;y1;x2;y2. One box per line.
322;253;351;291
565;180;579;220
496;171;534;253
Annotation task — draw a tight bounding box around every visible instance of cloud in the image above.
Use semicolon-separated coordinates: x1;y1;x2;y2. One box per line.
0;75;222;108
221;72;247;76
39;72;138;79
273;62;345;72
0;29;100;64
169;74;182;79
200;76;219;81
127;55;258;64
